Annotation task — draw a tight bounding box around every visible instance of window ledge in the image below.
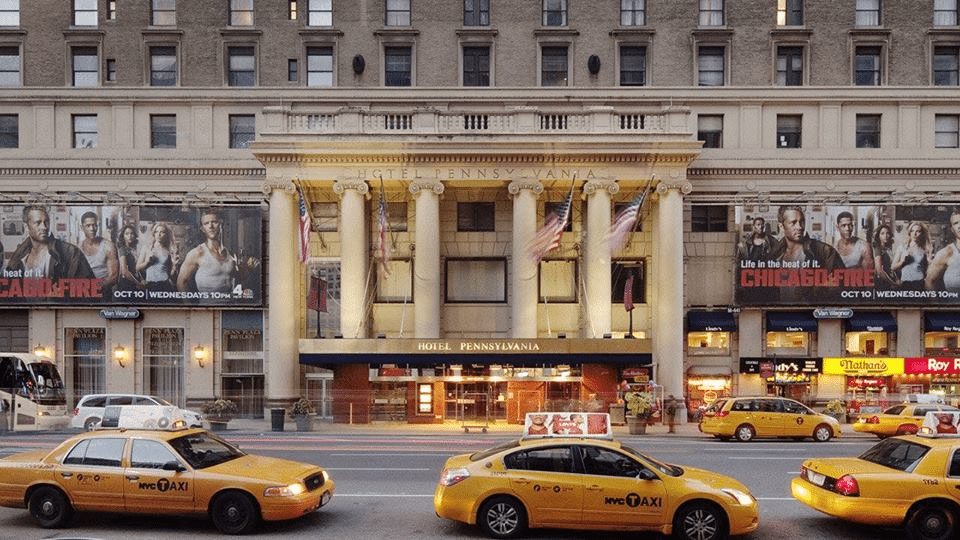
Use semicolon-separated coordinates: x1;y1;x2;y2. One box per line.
770;28;813;38
456;28;498;38
692;27;733;37
849;28;892;37
0;28;26;36
62;28;105;39
610;28;655;38
534;28;579;37
142;29;184;38
218;28;263;37
299;28;344;38
928;27;960;38
374;28;420;37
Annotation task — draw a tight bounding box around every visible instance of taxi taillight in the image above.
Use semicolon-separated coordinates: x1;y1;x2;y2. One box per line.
834;475;860;497
713;410;729;418
439;467;470;487
867;416;880;424
72;408;79;417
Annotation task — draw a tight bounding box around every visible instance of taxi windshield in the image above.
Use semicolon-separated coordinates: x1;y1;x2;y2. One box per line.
169;432;245;469
859;438;930;472
621;444;682;477
471;440;520;461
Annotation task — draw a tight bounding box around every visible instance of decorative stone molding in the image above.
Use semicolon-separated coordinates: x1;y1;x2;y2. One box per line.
507;179;544;197
408;179;445;197
656;180;693;196
582;179;619;198
333;178;370;198
261;179;297;195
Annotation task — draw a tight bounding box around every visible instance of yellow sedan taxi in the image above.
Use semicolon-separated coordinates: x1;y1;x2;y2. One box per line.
435;412;759;540
0;422;334;534
852;403;959;438
699;396;841;442
792;411;960;540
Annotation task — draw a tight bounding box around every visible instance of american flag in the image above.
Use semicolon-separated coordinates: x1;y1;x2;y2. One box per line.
529;186;574;263
297;185;311;263
623;271;635;312
607;182;652;254
376;180;392;277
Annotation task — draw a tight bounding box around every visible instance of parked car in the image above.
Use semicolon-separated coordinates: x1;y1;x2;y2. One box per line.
71;394;203;431
852;403;960;438
699;396;841;442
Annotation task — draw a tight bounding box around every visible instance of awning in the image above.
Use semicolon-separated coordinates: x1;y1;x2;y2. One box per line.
686;365;733;376
687;311;737;332
300;353;653;367
845;311;897;332
925;312;960;332
766;312;818;332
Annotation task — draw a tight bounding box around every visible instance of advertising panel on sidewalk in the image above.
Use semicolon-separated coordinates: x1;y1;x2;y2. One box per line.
0;204;262;306
735;204;960;306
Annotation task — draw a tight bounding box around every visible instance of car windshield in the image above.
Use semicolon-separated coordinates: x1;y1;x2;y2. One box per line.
705;400;726;413
151;396;174;407
168;431;245;469
471;439;520;462
859;438;931;472
620;444;682;477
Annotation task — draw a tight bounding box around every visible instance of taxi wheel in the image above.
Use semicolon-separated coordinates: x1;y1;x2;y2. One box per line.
478;496;527;539
28;486;73;528
813;424;833;442
211;491;260;535
734;424;755;442
83;417;100;431
906;502;956;540
673;501;729;540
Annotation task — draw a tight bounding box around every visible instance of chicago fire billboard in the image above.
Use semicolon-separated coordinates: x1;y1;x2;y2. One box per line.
735;204;960;306
0;204;262;306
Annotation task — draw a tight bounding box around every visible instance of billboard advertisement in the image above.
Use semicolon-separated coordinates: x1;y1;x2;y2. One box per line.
0;204;262;306
735;204;960;306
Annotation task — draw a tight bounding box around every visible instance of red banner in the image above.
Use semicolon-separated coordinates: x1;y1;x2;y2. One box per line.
905;357;960;375
307;276;327;312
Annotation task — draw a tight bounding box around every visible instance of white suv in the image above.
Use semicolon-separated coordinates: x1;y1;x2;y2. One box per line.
71;394;203;431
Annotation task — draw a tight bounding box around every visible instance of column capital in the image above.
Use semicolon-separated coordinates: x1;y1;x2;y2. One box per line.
409;179;445;197
333;178;371;198
582;178;619;199
656;180;693;196
261;179;297;195
507;179;544;197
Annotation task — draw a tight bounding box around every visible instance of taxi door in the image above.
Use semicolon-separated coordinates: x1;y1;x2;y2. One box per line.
754;398;786;436
505;445;582;526
55;437;127;512
780;398;811;437
577;445;667;527
123;438;195;513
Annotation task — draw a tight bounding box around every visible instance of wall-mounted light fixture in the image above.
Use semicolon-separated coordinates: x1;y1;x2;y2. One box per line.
113;345;127;368
33;344;49;358
587;54;601;75
194;345;207;368
352;54;365;74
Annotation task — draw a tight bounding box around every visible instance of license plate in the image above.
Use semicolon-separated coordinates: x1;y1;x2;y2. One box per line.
807;471;826;486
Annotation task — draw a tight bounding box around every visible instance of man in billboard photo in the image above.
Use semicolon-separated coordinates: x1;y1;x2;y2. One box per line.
768;205;844;270
834;211;875;270
6;205;95;280
177;209;239;293
926;207;960;293
737;216;776;261
892;221;934;291
79;211;119;295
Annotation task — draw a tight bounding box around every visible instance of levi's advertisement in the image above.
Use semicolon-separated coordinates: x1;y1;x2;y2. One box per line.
523;412;612;438
0;204;262;306
735;204;960;306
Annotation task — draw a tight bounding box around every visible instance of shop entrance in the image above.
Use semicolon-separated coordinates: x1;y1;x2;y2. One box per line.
221;376;264;418
445;382;507;423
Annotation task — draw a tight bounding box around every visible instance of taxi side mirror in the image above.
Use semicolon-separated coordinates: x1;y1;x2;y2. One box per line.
637;469;657;481
162;461;186;472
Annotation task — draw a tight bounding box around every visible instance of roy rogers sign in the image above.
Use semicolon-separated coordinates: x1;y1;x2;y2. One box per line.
905;358;960;375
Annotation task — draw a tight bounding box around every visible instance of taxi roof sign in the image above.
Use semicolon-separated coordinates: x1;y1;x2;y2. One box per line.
99;405;189;431
522;412;613;440
917;411;960;438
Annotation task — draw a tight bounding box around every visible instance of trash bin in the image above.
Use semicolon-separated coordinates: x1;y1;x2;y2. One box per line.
270;408;285;432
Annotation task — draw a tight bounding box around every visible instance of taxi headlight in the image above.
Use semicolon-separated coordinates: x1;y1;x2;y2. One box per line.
721;488;755;506
37;411;49;416
264;483;306;497
322;470;330;482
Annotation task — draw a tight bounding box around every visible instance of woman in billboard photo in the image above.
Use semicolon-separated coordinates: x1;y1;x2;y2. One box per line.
136;222;180;292
892;221;934;290
115;224;142;292
872;224;899;289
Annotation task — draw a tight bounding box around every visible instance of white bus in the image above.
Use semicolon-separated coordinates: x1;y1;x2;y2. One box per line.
0;353;70;431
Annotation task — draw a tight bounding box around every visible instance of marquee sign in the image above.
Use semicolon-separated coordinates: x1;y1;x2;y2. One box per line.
822;357;904;376
905;357;960;375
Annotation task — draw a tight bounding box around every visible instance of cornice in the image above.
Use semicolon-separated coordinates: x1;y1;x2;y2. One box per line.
0;167;265;176
255;153;697;165
689;167;960;177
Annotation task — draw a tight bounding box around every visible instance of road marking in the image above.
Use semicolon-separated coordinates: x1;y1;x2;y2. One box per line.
755;497;797;501
325;468;432;471
336;493;434;498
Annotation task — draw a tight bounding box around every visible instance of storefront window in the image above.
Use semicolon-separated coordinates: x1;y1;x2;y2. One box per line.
686;376;731;418
845;331;889;356
766;331;809;356
143;328;184;407
687;331;729;356
221;311;264;418
925;331;960;356
64;328;105;406
306;262;341;338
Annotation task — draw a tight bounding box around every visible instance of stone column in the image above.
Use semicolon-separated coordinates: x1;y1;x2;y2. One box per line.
334;178;370;338
583;179;619;338
409;179;445;338
265;179;300;409
509;179;544;338
655;178;692;421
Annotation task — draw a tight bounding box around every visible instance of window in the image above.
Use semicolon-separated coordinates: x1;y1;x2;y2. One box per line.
65;328;104;404
106;58;116;82
131;439;180;469
64;438;125;467
74;0;97;26
855;114;881;148
541;46;568;86
377;260;412;302
463;46;490;86
936;114;960;148
543;0;566;26
856;0;880;26
307;46;333;86
934;46;960;86
776;114;802;148
619;46;646;86
579;446;643;477
464;0;489;26
0;0;19;27
687;330;730;355
621;0;645;25
854;46;881;85
845;328;889;356
935;0;959;26
445;258;506;303
72;115;97;149
150;115;176;149
697;114;723;148
230;0;253;26
72;47;99;87
539;259;576;303
152;0;175;25
288;58;298;81
697;46;724;86
777;0;802;25
229;114;255;149
228;46;256;86
310;202;337;231
699;0;723;26
289;0;297;20
143;328;184;407
691;206;727;232
384;46;411;86
504;446;573;472
150;46;177;86
457;202;495;231
776;46;803;86
612;261;646;302
0;114;17;148
0;46;19;86
309;0;331;26
386;0;410;26
108;0;116;20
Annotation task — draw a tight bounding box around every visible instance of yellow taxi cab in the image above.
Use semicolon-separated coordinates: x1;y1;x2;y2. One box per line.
792;411;960;540
699;396;841;442
434;412;759;540
852;403;959;438
0;406;334;534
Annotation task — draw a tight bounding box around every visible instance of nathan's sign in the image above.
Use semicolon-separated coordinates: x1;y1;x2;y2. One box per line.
822;357;904;376
905;357;960;375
